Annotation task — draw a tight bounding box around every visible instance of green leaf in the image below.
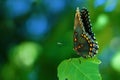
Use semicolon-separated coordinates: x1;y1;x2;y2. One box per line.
57;57;102;80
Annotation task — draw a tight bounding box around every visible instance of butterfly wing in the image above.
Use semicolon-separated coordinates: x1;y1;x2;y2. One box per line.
73;7;99;58
74;7;91;57
80;8;96;40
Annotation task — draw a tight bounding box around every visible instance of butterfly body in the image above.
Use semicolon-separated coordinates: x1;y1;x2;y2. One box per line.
73;7;99;58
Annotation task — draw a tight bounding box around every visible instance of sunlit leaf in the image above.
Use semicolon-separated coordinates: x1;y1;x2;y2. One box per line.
58;57;101;80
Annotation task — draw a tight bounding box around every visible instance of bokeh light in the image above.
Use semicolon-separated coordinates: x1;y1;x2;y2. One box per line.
10;42;42;67
95;14;109;30
94;0;106;7
6;0;32;18
26;14;48;39
44;0;65;13
111;51;120;72
104;0;117;12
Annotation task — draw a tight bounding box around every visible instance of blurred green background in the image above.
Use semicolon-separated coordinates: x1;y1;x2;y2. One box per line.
0;0;120;80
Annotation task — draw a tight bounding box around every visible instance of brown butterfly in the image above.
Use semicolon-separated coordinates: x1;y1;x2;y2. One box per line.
73;7;99;58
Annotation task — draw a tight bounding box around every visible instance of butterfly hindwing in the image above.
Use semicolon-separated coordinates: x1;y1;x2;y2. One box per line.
74;30;90;57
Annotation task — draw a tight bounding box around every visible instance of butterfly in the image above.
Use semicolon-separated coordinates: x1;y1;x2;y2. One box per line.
73;7;99;58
